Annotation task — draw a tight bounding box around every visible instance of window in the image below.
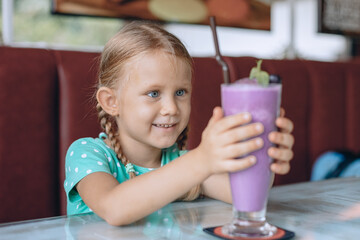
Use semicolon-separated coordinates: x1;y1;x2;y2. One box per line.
1;0;349;61
2;0;122;50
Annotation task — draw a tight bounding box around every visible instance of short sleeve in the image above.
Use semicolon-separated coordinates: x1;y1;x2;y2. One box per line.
64;138;113;203
161;144;188;165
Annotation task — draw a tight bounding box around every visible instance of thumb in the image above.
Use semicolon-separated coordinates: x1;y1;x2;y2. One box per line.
208;106;224;126
280;107;285;117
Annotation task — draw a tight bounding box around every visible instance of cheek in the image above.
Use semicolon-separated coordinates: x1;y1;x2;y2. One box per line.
140;107;157;119
119;96;154;120
132;102;159;122
119;104;156;130
180;100;191;121
132;103;155;116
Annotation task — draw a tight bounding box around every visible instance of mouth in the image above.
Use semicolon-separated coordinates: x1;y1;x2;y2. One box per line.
152;123;177;128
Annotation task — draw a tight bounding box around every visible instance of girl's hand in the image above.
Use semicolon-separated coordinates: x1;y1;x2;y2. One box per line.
268;108;294;175
196;107;263;175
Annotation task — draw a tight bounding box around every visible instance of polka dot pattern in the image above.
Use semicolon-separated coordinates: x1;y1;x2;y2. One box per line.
64;137;184;216
65;137;123;215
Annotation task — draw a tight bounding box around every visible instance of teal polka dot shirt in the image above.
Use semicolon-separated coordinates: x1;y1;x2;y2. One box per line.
64;133;187;215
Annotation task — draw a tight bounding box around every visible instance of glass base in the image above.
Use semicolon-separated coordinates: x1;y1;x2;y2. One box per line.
221;208;277;238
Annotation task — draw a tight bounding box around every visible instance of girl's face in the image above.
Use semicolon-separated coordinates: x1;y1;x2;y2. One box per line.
115;51;192;151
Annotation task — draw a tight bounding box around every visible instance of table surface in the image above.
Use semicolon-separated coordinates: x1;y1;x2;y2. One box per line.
1;177;360;240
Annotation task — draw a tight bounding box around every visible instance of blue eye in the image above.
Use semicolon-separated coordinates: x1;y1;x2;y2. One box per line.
176;90;185;96
147;91;159;98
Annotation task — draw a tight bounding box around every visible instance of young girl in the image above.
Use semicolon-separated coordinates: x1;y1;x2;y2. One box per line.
64;21;294;226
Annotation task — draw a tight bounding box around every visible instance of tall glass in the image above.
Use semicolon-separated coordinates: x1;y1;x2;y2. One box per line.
221;82;282;238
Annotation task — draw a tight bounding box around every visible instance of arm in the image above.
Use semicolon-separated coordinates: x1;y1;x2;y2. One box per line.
201;173;232;203
77;107;262;226
201;172;275;204
77;149;211;226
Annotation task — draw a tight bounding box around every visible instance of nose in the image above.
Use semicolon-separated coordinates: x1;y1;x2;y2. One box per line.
160;97;178;116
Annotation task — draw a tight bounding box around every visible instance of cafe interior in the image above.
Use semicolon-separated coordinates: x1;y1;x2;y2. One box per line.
1;0;360;239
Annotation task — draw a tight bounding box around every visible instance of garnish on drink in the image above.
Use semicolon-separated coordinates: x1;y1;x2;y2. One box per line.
235;60;271;86
249;59;269;86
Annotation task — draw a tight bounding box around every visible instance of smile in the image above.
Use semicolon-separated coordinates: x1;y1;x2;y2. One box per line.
153;123;176;128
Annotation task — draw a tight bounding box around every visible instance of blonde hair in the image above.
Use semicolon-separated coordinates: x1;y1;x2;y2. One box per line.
96;21;200;201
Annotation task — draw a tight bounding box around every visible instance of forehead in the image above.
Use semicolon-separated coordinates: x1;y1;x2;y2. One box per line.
139;50;191;73
125;51;192;87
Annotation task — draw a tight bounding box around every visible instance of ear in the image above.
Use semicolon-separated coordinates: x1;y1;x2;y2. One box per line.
96;87;119;116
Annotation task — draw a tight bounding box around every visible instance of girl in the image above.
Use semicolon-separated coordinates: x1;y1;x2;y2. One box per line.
64;21;294;226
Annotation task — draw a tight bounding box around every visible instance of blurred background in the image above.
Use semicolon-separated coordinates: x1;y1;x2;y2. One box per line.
1;0;359;61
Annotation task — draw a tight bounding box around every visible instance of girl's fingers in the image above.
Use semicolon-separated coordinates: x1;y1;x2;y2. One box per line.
268;147;294;162
268;132;295;149
280;107;285;117
222;155;257;173
276;117;294;134
224;137;264;159
270;161;290;175
220;122;264;146
268;146;293;175
207;107;224;126
214;112;252;133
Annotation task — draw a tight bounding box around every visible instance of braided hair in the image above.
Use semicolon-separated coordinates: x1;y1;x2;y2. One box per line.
96;21;200;200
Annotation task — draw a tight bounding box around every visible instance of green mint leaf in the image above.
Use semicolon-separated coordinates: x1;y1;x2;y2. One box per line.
249;59;269;86
249;68;259;80
257;71;270;86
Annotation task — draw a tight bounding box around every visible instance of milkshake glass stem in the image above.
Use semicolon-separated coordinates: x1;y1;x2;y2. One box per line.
222;207;277;238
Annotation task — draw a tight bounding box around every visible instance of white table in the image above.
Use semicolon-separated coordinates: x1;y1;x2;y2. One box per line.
1;177;359;239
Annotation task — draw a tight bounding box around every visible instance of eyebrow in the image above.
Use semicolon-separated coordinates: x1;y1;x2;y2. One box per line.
142;80;192;90
180;81;192;87
142;83;163;89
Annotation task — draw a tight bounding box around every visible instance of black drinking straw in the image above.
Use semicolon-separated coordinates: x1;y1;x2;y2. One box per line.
209;16;230;84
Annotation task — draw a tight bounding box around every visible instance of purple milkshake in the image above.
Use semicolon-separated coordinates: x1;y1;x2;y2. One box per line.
222;82;281;212
220;61;282;238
